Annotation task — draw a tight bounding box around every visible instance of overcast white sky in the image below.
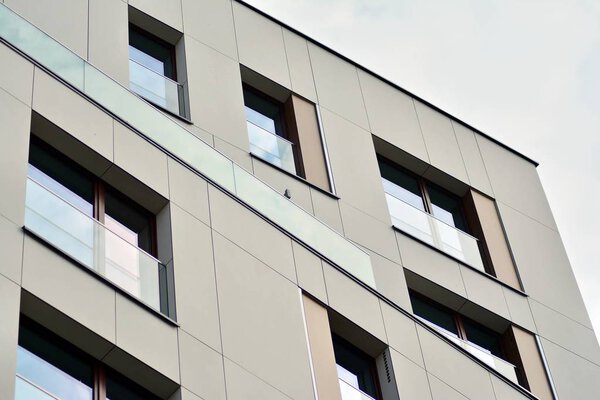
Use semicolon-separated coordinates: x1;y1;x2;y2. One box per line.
244;0;600;338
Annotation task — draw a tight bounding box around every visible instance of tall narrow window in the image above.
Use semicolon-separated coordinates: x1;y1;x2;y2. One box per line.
333;335;381;399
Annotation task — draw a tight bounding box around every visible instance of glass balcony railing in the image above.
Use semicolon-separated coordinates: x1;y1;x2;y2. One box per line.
0;4;375;289
15;375;62;400
383;186;485;272
338;378;376;400
247;120;296;174
129;58;184;117
418;318;519;384
24;178;167;313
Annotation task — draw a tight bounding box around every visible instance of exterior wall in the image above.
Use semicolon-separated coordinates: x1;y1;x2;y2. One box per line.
0;1;597;400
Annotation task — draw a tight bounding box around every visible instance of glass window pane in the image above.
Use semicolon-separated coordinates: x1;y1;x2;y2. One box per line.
129;27;175;79
332;336;378;398
427;183;468;231
410;294;459;336
463;318;504;358
104;187;153;254
243;87;284;136
378;158;425;211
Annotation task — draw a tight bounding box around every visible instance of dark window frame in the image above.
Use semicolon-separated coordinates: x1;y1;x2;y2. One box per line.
128;23;177;81
332;334;383;399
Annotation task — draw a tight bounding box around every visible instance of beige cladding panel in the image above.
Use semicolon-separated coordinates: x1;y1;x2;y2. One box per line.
0;275;20;400
291;95;331;192
512;327;554;400
470;190;521;289
302;295;342;400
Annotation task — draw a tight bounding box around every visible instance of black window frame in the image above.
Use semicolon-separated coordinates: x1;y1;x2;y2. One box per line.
128;24;177;81
332;334;382;399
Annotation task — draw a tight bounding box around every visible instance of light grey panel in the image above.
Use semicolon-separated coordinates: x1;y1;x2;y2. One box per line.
323;262;387;342
502;287;536;333
179;330;226;400
214;233;315;400
224;358;291;400
167;158;210;226
310;188;344;234
460;266;510;320
0;274;20;400
129;0;183;31
232;2;290;88
320;108;391;223
209;186;296;283
115;293;180;382
292;241;328;304
215;137;254;172
185;36;248;149
498;203;592;327
308;43;369;130
21;236;116;343
32;69;114;162
181;0;237;60
358;70;428;163
477;136;556;230
428;374;469;400
413;101;468;183
171;204;221;351
417;325;496;400
369;250;410;309
529;299;600;364
541;338;600;400
88;0;128;85
0;88;30;226
490;376;530;400
381;302;424;367
5;0;88;57
282;29;317;102
0;43;34;105
390;349;433;400
0;214;24;284
452;122;493;196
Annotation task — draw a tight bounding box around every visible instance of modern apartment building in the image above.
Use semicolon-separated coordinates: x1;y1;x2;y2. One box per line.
0;1;598;399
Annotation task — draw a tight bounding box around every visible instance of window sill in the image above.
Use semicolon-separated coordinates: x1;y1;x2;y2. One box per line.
250;153;339;200
23;228;179;327
391;225;528;297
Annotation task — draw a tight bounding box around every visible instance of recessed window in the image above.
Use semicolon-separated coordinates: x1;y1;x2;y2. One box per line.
333;335;380;399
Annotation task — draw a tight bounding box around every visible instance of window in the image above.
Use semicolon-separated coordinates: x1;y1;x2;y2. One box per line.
25;137;167;314
410;292;520;384
378;156;490;273
128;24;186;118
333;335;380;400
15;317;160;400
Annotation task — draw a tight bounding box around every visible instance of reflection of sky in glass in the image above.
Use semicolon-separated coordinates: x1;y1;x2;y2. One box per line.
382;177;424;211
16;347;92;400
246;119;296;174
336;364;359;389
105;216;141;297
245;106;277;134
129;46;164;75
27;165;92;216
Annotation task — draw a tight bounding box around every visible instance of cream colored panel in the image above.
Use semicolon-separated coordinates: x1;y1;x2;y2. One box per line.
171;204;221;351
498;203;591;327
179;330;226;400
89;0;128;85
369;250;410;309
417;325;496;399
321;109;390;222
115;293;179;382
358;70;428;163
302;295;342;400
396;233;467;297
113;122;169;198
168;158;210;226
293;242;328;304
502;288;536;332
381;302;424;366
0;43;34;105
390;349;433;400
215;137;254;172
233;3;290;88
283;30;317;101
0;215;23;284
33;69;114;162
252;157;314;213
541;338;600;400
308;44;369;130
323;263;387;341
0;89;30;226
22;236;116;343
181;0;237;59
428;374;468;400
477;136;557;230
460;266;510;319
209;186;296;282
185;36;248;149
470;191;520;289
511;327;553;400
453;123;493;195
490;376;531;400
339;202;401;263
529;299;600;364
310;188;344;234
224;359;291;400
414;101;468;183
129;0;183;31
0;275;20;400
214;233;315;400
5;0;88;57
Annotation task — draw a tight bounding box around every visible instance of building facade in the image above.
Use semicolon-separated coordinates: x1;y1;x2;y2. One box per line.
0;1;598;399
